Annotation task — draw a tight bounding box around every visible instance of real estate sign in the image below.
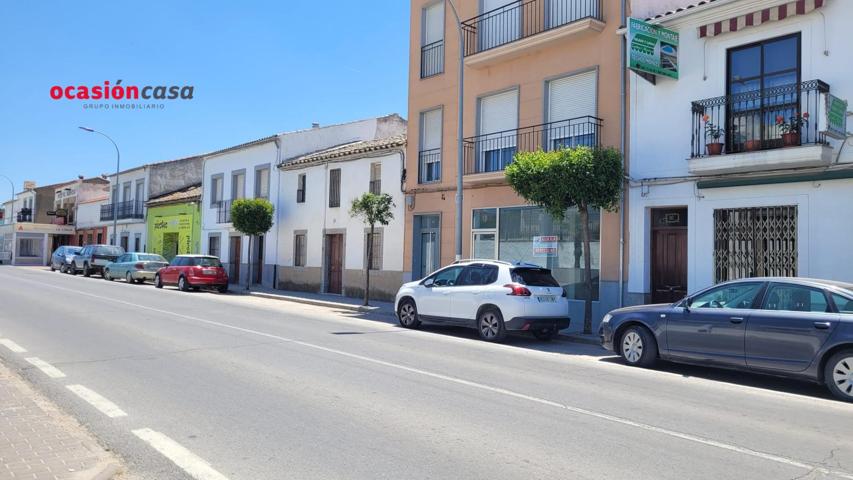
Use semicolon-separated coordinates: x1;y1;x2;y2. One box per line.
825;94;848;139
533;236;558;257
628;17;679;80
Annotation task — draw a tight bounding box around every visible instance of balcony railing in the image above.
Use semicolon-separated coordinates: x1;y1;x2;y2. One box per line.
421;40;444;78
462;0;602;56
418;149;442;183
217;199;232;224
16;210;33;222
100;200;145;221
691;80;830;158
463;116;602;174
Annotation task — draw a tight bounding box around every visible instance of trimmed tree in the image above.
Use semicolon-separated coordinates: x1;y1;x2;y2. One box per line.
349;192;395;306
505;146;623;334
231;198;275;291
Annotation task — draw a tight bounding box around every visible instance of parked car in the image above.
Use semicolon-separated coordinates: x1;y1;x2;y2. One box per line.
70;245;125;277
600;277;853;402
154;255;228;293
394;260;570;342
104;253;169;284
50;246;82;273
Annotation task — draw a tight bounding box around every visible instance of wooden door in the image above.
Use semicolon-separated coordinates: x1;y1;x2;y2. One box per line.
326;234;343;294
229;236;241;284
651;228;687;304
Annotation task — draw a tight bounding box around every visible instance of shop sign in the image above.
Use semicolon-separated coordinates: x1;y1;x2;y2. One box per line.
533;236;558;257
825;94;849;140
628;17;679;80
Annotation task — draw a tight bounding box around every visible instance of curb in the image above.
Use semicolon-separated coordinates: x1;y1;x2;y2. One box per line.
246;291;395;316
80;462;122;480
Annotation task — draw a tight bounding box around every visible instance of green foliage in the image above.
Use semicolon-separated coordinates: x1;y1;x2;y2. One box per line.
231;198;274;236
349;192;395;228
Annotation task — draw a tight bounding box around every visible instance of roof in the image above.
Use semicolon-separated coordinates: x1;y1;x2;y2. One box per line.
645;0;719;21
281;134;406;169
145;183;201;207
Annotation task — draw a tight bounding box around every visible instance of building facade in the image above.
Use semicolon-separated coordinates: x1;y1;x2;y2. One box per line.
0;181;78;265
407;0;627;331
146;184;202;261
628;0;853;303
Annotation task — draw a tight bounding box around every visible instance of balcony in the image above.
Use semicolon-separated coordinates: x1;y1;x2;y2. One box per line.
462;0;603;68
463;116;602;184
689;80;833;175
418;149;442;184
16;209;33;223
420;40;444;79
100;200;145;221
217;199;232;224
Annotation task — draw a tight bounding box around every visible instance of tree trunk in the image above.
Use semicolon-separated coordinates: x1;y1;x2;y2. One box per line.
364;225;373;306
245;235;252;291
579;204;593;334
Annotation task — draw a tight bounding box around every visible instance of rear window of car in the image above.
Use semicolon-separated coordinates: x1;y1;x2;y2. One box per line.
94;246;124;256
192;257;222;267
511;268;560;287
139;254;166;262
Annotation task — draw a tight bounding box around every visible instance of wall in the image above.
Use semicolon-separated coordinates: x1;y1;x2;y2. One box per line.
148;157;204;198
147;202;201;260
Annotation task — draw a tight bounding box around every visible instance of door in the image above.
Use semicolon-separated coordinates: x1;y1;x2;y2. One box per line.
666;281;764;366
163;256;182;283
651;208;688;304
326;234;343;294
746;283;840;372
229;236;242;284
163;232;179;261
418;266;464;320
253;235;264;284
452;264;498;323
120;235;129;252
415;214;441;279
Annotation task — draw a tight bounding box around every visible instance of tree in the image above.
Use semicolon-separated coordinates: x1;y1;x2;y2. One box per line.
505;146;624;334
349;192;395;306
231;198;275;291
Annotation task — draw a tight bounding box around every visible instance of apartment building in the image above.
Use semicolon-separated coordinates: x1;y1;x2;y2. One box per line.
407;0;626;330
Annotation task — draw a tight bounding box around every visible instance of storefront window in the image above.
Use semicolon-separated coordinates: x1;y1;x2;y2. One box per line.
17;237;42;257
472;208;498;259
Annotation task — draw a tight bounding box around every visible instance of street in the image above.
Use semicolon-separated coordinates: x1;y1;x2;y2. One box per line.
1;265;852;480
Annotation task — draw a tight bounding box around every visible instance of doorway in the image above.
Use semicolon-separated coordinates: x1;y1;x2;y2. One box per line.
413;214;440;280
650;207;688;304
163;232;179;261
325;234;343;294
229;235;242;284
253;235;264;285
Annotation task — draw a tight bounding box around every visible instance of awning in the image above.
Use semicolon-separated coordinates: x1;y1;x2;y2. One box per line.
699;0;826;38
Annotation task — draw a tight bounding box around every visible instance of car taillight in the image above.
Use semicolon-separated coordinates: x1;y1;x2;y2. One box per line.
135;263;144;270
504;283;531;297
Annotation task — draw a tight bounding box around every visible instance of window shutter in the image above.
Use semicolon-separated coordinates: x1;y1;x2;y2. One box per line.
423;2;444;45
329;169;341;208
479;89;518;136
421;109;442;151
548;70;597;123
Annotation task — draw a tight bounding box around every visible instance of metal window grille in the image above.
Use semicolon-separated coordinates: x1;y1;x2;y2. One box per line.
421;40;444;78
418;149;442;183
296;174;306;203
294;234;306;267
365;231;382;271
329;169;341;208
714;206;797;283
369;163;382;194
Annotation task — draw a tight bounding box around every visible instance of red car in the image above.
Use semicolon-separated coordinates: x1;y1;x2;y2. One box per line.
154;255;229;293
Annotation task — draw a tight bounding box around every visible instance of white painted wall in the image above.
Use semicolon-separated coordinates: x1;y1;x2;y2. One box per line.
75;201;104;229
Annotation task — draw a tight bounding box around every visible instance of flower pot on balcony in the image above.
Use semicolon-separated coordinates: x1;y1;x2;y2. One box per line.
706;142;724;156
782;132;801;147
744;139;761;152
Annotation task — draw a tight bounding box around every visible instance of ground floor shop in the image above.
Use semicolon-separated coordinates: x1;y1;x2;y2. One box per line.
146;203;200;261
0;223;75;265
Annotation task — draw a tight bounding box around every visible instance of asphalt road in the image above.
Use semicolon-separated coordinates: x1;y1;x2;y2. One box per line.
1;265;852;480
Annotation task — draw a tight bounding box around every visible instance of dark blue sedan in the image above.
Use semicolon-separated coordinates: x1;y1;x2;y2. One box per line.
601;277;853;402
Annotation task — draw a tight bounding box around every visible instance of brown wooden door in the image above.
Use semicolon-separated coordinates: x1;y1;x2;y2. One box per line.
326;234;343;294
229;236;241;284
651;228;688;304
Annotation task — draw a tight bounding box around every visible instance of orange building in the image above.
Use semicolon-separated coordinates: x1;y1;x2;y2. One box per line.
405;0;629;329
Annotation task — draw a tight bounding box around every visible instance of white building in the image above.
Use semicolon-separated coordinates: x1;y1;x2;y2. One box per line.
200;114;407;289
628;0;853;304
277;135;407;301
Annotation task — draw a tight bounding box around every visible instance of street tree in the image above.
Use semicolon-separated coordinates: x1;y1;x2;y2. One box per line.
231;198;275;291
505;146;624;334
349;192;395;306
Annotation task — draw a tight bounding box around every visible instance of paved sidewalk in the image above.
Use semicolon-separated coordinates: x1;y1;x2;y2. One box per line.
0;361;120;480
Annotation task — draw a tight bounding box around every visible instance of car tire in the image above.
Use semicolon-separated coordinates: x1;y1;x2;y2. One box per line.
83;263;91;277
154;274;163;289
59;264;66;274
824;349;853;403
126;272;134;284
532;327;559;341
477;307;507;342
397;299;421;329
217;285;228;294
50;265;55;272
178;276;190;292
104;269;113;281
70;263;78;275
619;325;658;368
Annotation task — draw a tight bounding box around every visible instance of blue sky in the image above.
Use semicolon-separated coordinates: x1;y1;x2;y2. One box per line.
0;1;410;195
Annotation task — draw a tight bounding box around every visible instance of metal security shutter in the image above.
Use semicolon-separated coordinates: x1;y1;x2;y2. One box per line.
421;109;442;150
479;89;518;135
423;2;444;45
548;70;597;123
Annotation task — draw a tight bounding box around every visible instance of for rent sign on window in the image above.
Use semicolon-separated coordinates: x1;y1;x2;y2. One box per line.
628;18;679;80
533;236;558;257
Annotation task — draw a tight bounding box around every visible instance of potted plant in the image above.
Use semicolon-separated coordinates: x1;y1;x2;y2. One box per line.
776;112;809;147
703;114;724;155
745;138;762;152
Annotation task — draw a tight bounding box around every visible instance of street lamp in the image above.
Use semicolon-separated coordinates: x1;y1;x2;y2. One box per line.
446;0;464;261
79;127;120;246
0;174;14;226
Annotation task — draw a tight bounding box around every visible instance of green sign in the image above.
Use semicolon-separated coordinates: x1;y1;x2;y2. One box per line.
825;94;848;139
628;17;679;80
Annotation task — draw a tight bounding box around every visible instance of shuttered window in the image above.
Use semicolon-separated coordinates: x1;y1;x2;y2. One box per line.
296;174;306;203
547;70;598;149
369;163;381;194
294;234;306;267
423;2;444;45
419;108;442;183
478;89;518;172
421;2;445;78
329;169;341;208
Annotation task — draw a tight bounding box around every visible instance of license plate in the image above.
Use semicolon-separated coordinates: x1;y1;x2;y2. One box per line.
536;295;556;303
202;269;216;275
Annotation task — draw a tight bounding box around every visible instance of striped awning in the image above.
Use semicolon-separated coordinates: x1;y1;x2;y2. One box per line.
699;0;825;38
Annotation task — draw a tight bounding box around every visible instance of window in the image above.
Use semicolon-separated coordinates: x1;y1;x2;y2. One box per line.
832;293;853;314
547;70;598;149
329;169;341;208
477;89;518;173
714;206;797;282
296;174;306;203
208;234;221;258
419;108;442;183
472;208;497;259
135;180;145;203
231;170;246;200
192;257;222;267
122;182;131;202
255;166;270;199
458;264;498;286
365;230;383;270
369;163;381;194
421;2;444;78
17;238;41;257
87;234;94;245
210;175;223;207
294;233;306;267
426;266;463;287
134;234;141;253
96;232;102;244
762;284;830;313
511;268;561;287
690;282;763;309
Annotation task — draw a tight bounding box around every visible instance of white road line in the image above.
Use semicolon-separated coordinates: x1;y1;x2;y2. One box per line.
25;357;66;378
132;428;230;480
9;270;853;479
0;338;27;353
66;384;128;418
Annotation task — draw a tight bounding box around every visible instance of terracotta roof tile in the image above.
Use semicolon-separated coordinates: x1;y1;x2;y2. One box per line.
146;183;201;206
281;134;407;168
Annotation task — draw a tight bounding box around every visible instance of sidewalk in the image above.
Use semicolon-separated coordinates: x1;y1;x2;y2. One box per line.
0;361;120;480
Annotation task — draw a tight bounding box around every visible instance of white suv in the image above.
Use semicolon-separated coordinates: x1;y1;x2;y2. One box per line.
394;260;570;342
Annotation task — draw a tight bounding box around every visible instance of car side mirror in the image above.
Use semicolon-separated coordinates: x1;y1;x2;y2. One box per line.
683;297;692;312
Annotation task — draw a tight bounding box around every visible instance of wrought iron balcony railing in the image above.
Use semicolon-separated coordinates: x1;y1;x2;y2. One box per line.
16;210;33;222
421;40;444;78
463;116;602;175
217;199;232;224
100;200;145;221
418;149;442;184
461;0;602;56
691;79;830;158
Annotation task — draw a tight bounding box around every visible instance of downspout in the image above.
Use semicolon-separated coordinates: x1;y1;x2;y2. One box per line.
618;0;627;308
273;137;282;289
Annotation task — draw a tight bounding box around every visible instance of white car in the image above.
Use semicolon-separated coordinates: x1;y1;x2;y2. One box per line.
394;260;570;342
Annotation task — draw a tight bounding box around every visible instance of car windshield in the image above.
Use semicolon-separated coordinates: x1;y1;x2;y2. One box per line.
138;254;167;262
192;257;222;267
511;268;560;287
96;246;124;256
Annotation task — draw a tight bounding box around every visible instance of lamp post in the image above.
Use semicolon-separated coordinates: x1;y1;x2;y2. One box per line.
79;127;120;246
446;0;464;261
0;174;14;226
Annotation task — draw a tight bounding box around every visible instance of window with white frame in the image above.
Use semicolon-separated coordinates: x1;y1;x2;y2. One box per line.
419;108;442;183
477;89;518;173
547;70;598;150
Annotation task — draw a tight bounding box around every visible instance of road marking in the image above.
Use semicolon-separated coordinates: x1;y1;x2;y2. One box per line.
25;357;66;378
66;385;128;418
8;269;853;479
132;428;230;480
0;338;27;353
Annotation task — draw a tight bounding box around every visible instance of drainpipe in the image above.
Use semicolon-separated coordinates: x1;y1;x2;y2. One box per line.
618;0;627;308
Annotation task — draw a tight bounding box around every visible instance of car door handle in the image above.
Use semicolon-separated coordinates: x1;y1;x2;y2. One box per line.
813;321;831;330
730;317;744;324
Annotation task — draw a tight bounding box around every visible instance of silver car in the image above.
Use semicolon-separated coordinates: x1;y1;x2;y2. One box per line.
50;246;82;273
104;253;169;283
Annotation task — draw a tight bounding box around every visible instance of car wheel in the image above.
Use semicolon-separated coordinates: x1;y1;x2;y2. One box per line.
50;264;55;272
477;308;506;342
104;269;113;281
126;272;134;284
59;264;66;274
70;263;78;275
178;276;189;292
397;299;421;329
620;325;658;368
154;274;163;289
825;349;853;403
83;263;91;277
532;327;559;341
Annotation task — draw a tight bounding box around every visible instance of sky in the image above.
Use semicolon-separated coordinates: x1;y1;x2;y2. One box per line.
0;0;410;196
